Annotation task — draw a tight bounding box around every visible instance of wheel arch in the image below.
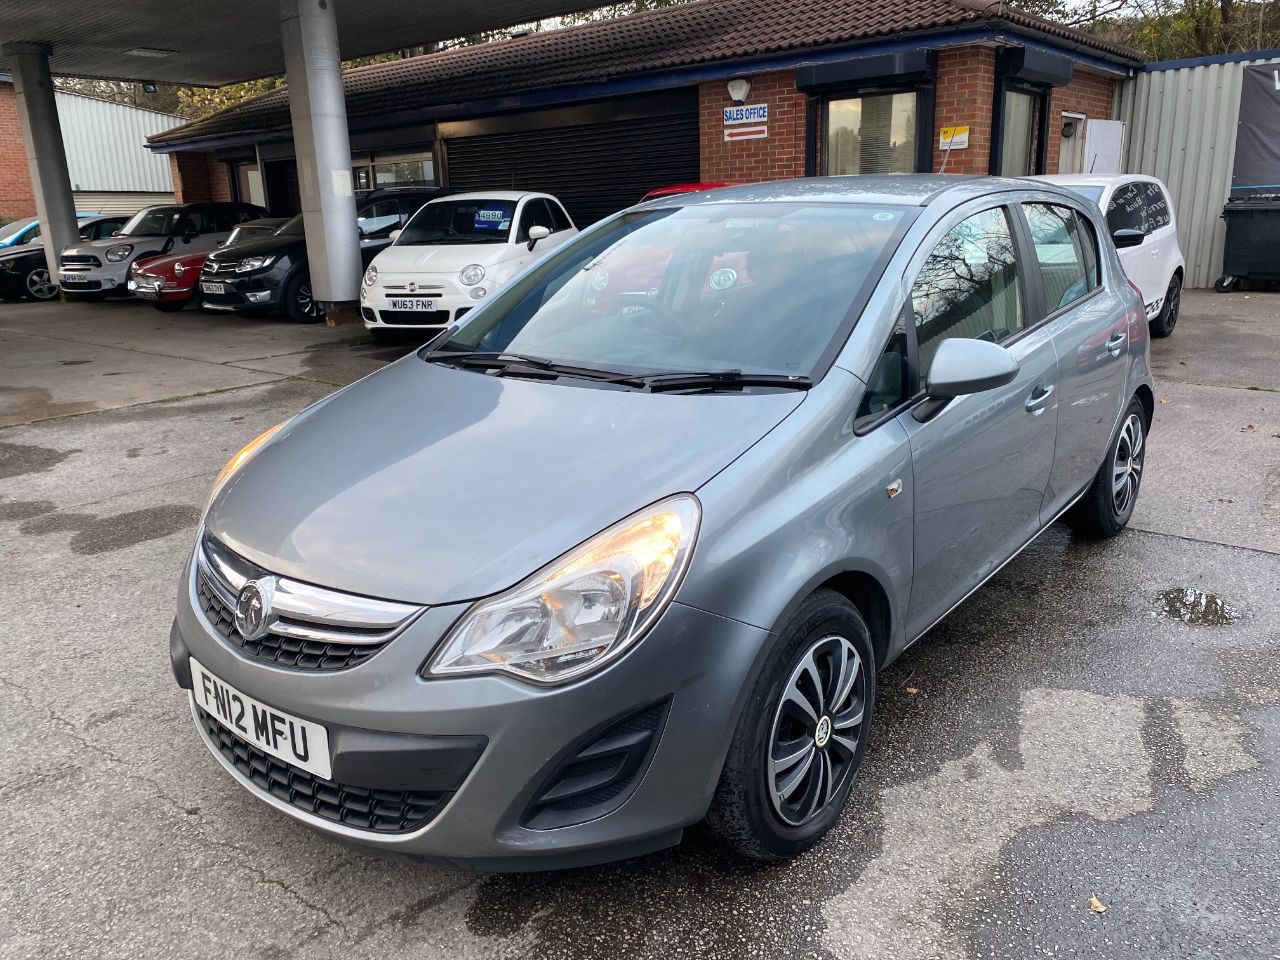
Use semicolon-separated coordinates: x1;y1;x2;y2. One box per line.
1134;383;1155;429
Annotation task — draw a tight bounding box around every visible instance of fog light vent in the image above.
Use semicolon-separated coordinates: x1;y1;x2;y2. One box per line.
521;698;670;830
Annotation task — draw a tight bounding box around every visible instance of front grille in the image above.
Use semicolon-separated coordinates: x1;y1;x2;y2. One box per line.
378;309;451;325
61;254;102;267
196;706;447;833
194;533;421;672
202;260;237;275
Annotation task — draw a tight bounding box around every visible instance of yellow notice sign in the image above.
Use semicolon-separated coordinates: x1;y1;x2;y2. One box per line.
939;125;970;150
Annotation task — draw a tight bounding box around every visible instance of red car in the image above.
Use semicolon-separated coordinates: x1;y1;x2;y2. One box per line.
129;251;209;312
639;182;736;203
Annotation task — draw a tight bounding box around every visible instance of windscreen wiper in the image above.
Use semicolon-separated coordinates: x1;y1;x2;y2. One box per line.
639;369;814;393
422;350;647;386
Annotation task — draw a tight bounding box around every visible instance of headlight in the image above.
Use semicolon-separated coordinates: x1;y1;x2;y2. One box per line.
363;264;378;287
469;286;487;300
459;263;485;286
174;262;185;278
204;422;286;516
426;494;700;684
236;255;276;273
105;244;134;262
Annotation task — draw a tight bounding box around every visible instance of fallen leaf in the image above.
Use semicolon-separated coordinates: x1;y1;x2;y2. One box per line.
1179;360;1188;366
1241;424;1256;433
1158;396;1170;404
905;687;919;695
1089;894;1108;914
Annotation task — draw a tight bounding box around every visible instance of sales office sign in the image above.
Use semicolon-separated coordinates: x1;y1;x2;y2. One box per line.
724;102;768;141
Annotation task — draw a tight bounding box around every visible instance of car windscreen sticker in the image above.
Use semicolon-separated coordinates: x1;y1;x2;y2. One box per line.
474;206;507;231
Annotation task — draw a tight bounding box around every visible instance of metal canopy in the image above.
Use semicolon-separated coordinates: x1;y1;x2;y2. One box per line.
0;0;606;86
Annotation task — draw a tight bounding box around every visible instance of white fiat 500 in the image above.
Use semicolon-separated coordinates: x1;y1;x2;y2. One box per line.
361;191;577;336
1033;174;1184;338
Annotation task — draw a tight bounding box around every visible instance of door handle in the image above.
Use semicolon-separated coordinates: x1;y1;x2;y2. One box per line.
1025;383;1055;415
1105;331;1126;356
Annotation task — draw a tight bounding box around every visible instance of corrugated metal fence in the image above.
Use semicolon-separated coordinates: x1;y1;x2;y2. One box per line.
55;92;180;194
1117;53;1280;288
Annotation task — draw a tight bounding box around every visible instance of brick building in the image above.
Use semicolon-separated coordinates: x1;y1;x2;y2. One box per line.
148;0;1141;226
1;76;181;221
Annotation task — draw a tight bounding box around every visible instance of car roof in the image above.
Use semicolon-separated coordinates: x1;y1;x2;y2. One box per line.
428;190;548;203
642;175;1046;209
1032;173;1162;188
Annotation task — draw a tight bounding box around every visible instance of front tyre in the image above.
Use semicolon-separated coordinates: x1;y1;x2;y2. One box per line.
284;273;324;323
705;589;874;860
1149;274;1180;338
1065;397;1148;540
24;266;59;301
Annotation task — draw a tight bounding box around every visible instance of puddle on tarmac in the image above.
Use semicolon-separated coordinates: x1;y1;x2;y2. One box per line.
1157;587;1238;626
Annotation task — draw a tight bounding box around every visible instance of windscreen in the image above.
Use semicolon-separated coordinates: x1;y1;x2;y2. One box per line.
397;199;518;245
435;201;911;380
118;207;183;238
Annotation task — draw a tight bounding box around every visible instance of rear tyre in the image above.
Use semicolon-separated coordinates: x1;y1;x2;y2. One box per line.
1065;397;1147;540
705;589;874;860
283;273;324;323
1149;274;1180;338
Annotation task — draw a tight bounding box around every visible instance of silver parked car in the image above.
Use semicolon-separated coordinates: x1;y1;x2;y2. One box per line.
172;176;1152;869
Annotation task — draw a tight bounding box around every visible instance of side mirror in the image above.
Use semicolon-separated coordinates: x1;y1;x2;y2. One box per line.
527;224;551;250
914;338;1020;422
1111;228;1145;249
110;231;121;238
388;229;402;242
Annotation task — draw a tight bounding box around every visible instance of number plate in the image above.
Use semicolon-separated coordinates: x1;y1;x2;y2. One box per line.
189;656;331;780
60;273;85;285
201;281;225;294
136;289;158;299
388;297;436;311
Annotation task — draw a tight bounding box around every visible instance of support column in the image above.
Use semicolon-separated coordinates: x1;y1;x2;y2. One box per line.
279;0;360;310
2;43;78;288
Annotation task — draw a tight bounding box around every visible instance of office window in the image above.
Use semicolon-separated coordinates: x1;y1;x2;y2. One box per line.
825;92;918;175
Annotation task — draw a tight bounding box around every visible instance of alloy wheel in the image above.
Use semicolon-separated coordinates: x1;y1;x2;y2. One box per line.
768;634;866;827
297;281;320;318
1112;413;1145;516
1165;278;1180;330
26;268;58;300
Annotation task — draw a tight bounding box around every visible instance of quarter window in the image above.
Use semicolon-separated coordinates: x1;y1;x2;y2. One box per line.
855;312;911;429
911;207;1023;379
1023;203;1098;310
1144;182;1172;230
1107;183;1148;235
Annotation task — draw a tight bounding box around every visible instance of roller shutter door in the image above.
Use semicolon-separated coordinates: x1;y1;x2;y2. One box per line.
445;113;699;227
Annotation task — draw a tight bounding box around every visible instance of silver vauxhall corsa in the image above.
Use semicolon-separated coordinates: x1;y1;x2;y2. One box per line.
172;176;1152;869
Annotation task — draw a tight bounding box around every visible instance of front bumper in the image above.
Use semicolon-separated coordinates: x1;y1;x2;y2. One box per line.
171;552;768;869
129;275;195;302
197;270;285;311
362;282;483;331
59;259;129;292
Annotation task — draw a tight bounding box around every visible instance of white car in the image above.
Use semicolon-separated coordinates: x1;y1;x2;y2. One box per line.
361;191;577;336
1032;174;1184;337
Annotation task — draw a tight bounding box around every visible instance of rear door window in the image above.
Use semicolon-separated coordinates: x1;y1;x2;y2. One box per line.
1106;183;1148;236
1023;203;1098;311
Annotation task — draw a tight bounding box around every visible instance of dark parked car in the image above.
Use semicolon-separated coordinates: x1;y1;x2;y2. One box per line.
0;215;130;301
199;188;446;322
